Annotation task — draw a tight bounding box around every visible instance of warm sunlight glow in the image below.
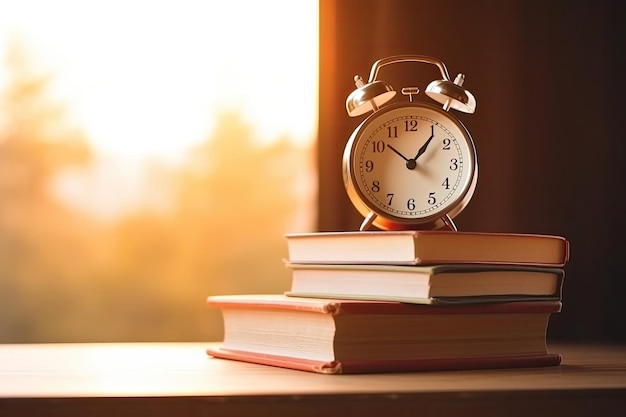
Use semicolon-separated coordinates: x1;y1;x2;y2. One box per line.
0;0;319;159
0;0;318;219
0;0;318;343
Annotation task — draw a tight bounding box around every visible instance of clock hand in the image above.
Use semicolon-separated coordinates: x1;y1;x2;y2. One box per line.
413;129;435;161
385;126;436;171
387;144;410;162
388;144;419;170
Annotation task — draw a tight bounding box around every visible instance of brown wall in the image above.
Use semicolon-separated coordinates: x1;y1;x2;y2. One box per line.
318;0;625;341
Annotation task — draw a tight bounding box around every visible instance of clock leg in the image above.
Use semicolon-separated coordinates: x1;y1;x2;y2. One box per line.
441;214;458;231
359;212;377;231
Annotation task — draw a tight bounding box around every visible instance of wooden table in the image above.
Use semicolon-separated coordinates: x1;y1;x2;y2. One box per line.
0;342;624;416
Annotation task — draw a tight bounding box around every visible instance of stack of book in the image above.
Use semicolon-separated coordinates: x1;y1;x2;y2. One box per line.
207;230;569;374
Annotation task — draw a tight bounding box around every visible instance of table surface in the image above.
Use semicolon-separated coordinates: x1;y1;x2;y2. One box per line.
0;342;625;417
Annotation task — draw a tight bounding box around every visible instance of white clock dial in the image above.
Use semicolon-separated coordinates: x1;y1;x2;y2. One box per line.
343;102;477;230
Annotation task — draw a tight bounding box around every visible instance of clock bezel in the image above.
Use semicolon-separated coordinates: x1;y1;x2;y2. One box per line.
342;101;478;231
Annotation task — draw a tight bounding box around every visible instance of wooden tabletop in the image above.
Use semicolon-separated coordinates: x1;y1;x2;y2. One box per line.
0;342;624;417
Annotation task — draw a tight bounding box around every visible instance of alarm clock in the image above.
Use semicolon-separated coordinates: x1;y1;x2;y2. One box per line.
342;55;478;231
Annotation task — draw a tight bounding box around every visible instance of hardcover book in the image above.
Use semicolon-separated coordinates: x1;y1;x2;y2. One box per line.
206;294;562;374
285;230;570;267
285;264;564;304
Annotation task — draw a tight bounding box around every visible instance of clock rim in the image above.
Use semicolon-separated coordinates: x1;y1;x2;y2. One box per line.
342;101;478;231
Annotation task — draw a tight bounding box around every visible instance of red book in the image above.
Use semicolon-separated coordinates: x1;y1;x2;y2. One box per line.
285;230;570;267
206;294;562;374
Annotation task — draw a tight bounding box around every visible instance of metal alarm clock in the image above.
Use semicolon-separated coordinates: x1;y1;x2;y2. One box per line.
342;55;478;232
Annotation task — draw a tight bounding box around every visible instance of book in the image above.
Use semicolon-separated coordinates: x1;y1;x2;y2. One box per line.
206;294;562;374
285;230;570;267
285;264;564;304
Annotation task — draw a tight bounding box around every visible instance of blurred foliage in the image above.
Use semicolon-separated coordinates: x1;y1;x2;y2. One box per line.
0;42;315;342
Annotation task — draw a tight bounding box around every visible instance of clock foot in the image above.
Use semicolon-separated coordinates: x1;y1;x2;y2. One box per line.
359;212;377;231
441;214;458;231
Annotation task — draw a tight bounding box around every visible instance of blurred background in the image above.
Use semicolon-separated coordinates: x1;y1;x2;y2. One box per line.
1;0;624;344
0;0;317;342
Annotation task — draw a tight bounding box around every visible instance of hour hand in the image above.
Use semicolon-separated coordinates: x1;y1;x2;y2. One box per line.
388;144;418;170
387;144;410;162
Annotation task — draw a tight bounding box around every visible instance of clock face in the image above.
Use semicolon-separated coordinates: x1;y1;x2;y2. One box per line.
343;102;477;230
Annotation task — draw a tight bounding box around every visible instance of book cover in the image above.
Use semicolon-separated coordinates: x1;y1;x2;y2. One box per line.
207;294;562;374
285;230;570;267
285;263;565;304
206;346;562;375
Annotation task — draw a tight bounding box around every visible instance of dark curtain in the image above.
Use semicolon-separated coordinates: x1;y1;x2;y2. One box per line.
318;0;625;341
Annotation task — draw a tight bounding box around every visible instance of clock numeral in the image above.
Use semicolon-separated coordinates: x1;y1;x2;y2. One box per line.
442;138;451;150
387;193;394;205
371;141;386;153
407;198;415;211
404;120;418;132
387;126;397;138
442;177;450;189
365;160;374;172
427;192;436;205
372;180;380;192
449;158;459;170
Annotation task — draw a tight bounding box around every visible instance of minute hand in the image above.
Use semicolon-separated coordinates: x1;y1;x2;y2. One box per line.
414;134;434;161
